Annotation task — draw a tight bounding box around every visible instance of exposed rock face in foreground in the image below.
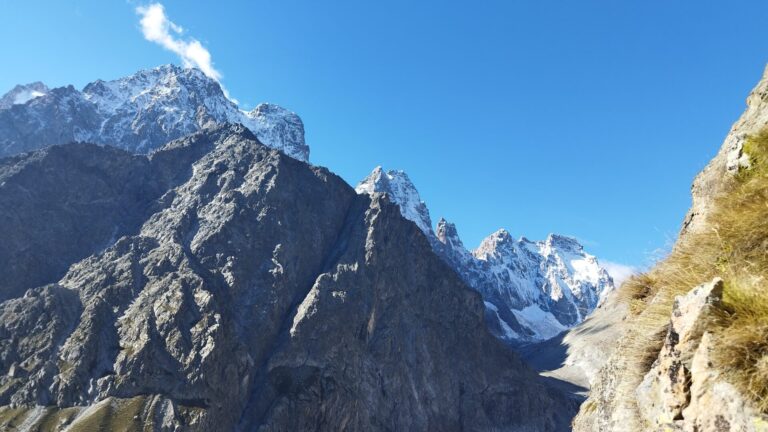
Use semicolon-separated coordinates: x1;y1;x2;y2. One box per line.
573;280;768;431
572;65;768;432
682;65;768;237
356;166;614;343
633;279;767;431
0;125;573;431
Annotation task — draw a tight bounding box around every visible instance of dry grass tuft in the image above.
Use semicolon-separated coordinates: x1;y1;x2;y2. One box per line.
717;277;768;411
614;128;768;413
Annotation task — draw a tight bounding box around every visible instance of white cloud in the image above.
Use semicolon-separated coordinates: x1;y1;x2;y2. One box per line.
136;3;235;101
601;260;639;288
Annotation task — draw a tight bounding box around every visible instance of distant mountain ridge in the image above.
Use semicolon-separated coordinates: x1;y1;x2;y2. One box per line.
0;65;309;161
356;166;614;342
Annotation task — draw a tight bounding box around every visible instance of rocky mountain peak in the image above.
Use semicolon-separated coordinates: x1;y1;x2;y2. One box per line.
0;81;49;109
355;166;434;235
474;228;516;259
0;65;309;162
436;217;465;249
356;166;614;342
81;64;230;116
544;233;583;251
243;103;308;161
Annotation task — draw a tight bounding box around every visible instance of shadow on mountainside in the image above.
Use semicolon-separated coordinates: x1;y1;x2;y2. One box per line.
518;332;589;402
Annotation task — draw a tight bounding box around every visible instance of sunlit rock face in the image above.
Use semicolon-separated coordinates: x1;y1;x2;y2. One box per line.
0;65;309;161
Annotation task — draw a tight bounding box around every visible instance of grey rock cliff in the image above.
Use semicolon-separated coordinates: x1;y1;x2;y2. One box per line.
0;125;574;431
682;65;768;237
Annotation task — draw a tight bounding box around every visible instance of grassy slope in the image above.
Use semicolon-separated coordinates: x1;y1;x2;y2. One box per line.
619;129;768;412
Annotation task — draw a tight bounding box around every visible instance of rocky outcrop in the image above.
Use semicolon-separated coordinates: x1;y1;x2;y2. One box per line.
633;279;767;431
572;65;768;432
0;124;574;431
682;65;768;237
573;280;768;432
681;333;768;432
634;279;724;428
0;65;309;161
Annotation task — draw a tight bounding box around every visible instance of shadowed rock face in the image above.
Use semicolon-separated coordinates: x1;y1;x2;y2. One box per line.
0;124;574;431
0;143;168;302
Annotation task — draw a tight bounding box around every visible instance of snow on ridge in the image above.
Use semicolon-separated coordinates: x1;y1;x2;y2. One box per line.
356;165;615;342
0;64;310;161
13;90;46;105
0;82;50;109
355;166;434;235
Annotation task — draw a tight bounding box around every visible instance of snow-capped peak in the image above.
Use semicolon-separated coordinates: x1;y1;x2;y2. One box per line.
82;64;230;117
0;82;49;109
241;103;308;161
0;65;309;161
474;228;515;259
356;166;615;343
544;233;583;252
355;166;434;235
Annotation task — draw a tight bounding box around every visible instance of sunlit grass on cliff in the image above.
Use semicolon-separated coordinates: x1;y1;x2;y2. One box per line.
616;128;768;413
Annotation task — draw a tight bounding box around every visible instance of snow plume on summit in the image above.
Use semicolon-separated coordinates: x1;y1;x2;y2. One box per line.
136;3;234;101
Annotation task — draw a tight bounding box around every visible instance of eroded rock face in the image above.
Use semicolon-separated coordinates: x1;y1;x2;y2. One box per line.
574;279;768;432
634;279;768;432
573;64;768;432
683;333;768;432
682;65;768;237
0;124;574;431
0;143;172;302
635;279;723;429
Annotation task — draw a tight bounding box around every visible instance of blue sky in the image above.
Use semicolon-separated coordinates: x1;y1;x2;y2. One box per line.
2;1;768;273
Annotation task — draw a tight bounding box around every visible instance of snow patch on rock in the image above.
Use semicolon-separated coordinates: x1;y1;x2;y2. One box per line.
0;65;309;161
356;165;615;342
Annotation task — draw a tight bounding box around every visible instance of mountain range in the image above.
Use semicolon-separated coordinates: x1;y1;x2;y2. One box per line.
0;124;575;430
0;65;614;344
356;167;614;342
0;65;617;430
